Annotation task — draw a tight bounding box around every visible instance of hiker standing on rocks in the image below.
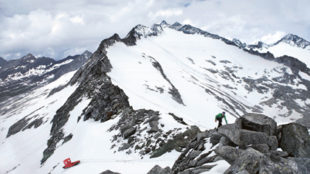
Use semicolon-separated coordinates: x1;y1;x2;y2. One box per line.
215;112;228;128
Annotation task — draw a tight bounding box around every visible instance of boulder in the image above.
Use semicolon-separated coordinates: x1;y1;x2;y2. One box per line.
270;150;289;162
218;124;241;145
251;144;270;154
259;157;298;174
219;136;234;146
240;113;277;136
214;145;243;164
279;123;310;158
147;165;171;174
122;127;136;139
224;148;264;174
210;132;222;146
291;158;310;174
219;127;278;150
100;170;121;174
267;136;278;150
178;165;215;174
223;148;300;174
239;130;268;147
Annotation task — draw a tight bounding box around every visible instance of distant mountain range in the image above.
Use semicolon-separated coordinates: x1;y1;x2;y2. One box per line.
0;21;310;174
0;51;91;107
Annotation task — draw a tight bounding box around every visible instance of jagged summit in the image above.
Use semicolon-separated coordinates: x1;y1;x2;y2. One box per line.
20;53;36;61
275;33;310;48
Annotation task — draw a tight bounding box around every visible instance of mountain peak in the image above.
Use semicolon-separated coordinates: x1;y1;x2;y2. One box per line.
276;33;310;48
159;20;168;26
81;50;92;56
21;53;36;61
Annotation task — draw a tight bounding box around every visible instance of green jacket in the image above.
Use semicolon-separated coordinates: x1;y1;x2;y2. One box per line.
215;113;228;124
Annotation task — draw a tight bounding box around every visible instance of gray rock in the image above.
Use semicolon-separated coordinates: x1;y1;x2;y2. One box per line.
171;130;217;174
292;158;310;174
241;130;278;150
179;165;216;174
218;124;241;145
147;165;171;174
279;123;310;158
196;131;209;141
219;136;234;146
236;170;249;174
220;128;278;150
224;148;264;174
259;156;298;174
251;144;270;154
267;136;278;150
240;113;277;136
7;117;28;137
122;127;136;139
214;145;243;164
210;132;222;146
100;170;121;174
151;126;200;158
270;150;289;162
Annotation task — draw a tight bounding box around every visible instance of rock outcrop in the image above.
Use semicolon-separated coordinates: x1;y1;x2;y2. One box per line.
278;123;310;158
147;165;171;174
215;113;310;173
148;113;310;174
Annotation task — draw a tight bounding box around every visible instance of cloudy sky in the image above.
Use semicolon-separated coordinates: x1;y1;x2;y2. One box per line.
1;0;310;60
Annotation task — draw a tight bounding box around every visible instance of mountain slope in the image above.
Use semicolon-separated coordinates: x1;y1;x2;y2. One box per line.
248;34;310;69
0;21;310;174
107;23;310;126
0;57;7;67
0;51;91;107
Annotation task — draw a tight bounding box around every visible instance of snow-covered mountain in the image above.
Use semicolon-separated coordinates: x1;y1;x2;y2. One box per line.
0;51;91;108
247;34;310;69
1;21;310;174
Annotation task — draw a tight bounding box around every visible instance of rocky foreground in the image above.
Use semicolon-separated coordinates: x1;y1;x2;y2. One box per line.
101;113;310;174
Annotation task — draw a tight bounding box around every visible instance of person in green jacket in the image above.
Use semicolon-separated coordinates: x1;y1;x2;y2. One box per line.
215;112;228;128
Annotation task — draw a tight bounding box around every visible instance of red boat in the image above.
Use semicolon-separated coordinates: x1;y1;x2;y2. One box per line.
63;158;80;169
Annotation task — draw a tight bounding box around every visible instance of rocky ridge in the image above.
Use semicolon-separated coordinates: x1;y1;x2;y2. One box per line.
41;27;194;163
147;113;310;174
40;21;310;165
0;51;91;108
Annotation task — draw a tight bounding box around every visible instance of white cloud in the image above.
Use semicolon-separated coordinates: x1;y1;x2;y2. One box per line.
0;0;309;60
152;9;183;18
70;16;84;25
260;31;287;44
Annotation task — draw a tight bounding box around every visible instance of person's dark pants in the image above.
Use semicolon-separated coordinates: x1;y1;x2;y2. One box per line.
217;118;222;128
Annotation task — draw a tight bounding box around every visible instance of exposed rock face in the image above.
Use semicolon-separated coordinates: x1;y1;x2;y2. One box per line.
278;123;310;158
41;27;193;164
100;170;121;174
171;130;217;174
215;113;310;173
239;130;278;150
147;165;171;174
150;126;200;158
7;116;44;137
0;51;91;106
238;113;277;136
224;148;264;174
218;124;241;145
41;34;128;164
149;113;310;174
215;145;243;164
